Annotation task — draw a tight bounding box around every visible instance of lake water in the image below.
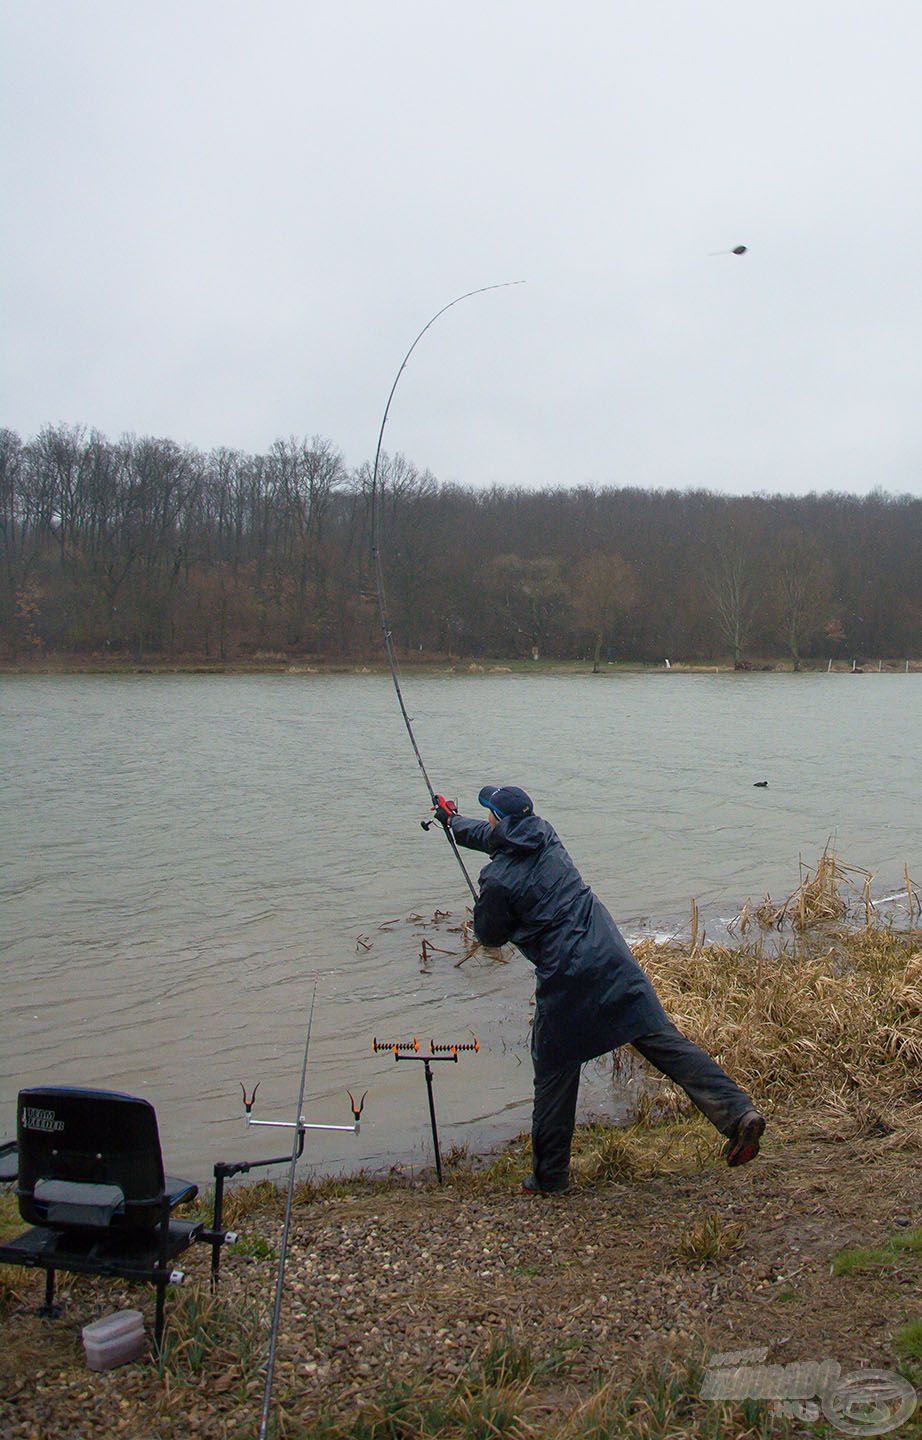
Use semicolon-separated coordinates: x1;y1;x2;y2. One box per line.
1;671;919;1180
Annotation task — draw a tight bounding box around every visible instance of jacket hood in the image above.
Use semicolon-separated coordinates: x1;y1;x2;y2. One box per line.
490;813;554;855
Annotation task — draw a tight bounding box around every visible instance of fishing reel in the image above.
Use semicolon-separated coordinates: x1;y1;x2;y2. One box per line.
421;795;459;831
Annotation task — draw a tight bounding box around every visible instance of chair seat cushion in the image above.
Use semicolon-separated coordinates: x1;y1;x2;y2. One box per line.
34;1179;126;1227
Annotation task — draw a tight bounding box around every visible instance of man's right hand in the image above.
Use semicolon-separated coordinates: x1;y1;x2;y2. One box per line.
432;795;459;829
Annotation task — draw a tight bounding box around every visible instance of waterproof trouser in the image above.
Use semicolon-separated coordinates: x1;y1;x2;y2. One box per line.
530;1021;756;1191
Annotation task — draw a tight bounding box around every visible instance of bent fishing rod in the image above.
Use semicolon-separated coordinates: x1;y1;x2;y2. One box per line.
369;282;524;901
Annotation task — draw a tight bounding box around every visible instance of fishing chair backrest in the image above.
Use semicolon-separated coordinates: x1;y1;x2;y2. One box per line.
17;1087;167;1232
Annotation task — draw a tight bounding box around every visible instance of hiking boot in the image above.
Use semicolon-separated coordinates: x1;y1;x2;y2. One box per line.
521;1173;569;1196
725;1110;766;1167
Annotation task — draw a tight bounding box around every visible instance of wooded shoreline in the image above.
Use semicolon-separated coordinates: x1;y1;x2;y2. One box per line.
3;654;921;676
5;426;922;672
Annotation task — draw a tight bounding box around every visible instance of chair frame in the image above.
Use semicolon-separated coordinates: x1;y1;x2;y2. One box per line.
0;1087;235;1350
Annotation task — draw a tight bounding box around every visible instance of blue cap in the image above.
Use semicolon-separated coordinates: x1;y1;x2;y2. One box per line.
478;785;534;820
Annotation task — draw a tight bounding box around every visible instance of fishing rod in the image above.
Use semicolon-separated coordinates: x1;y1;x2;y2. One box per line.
369;283;524;903
206;1011;366;1440
251;978;365;1440
257;977;317;1439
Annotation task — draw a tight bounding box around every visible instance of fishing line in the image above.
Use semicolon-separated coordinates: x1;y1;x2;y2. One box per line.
369;282;524;902
258;975;318;1440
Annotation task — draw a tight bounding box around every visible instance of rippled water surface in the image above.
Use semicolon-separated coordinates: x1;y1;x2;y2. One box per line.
2;672;919;1178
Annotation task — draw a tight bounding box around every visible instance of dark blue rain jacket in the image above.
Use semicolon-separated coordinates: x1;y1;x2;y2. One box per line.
451;812;669;1070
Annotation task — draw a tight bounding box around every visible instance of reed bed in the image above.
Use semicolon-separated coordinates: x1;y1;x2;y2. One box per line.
735;846;921;934
634;852;922;1143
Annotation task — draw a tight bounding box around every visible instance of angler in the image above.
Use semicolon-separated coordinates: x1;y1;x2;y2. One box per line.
432;785;765;1195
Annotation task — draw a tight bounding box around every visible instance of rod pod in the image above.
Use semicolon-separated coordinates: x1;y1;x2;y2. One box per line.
374;1038;479;1185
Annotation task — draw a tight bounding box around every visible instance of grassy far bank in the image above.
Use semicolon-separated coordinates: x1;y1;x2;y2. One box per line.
2;871;922;1438
3;652;922;676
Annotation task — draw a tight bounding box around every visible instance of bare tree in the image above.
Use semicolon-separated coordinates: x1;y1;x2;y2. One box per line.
0;429;23;590
481;554;568;658
773;531;834;668
705;548;758;665
569;551;638;669
267;436;346;646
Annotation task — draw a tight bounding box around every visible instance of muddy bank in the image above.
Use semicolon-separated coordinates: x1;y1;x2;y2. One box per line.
1;1112;921;1439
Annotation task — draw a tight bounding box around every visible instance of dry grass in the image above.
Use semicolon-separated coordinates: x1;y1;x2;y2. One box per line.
751;846;858;930
675;1211;745;1266
440;1112;716;1200
632;886;922;1142
280;1350;798;1440
557;1357;801;1440
737;846;921;934
155;1283;264;1384
571;1115;714;1186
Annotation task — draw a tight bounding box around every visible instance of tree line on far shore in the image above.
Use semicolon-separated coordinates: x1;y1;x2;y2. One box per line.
2;424;921;666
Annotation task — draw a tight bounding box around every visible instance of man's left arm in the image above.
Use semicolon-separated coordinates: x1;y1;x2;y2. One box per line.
474;875;516;948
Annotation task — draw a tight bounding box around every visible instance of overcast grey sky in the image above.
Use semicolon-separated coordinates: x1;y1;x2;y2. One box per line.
3;2;921;495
